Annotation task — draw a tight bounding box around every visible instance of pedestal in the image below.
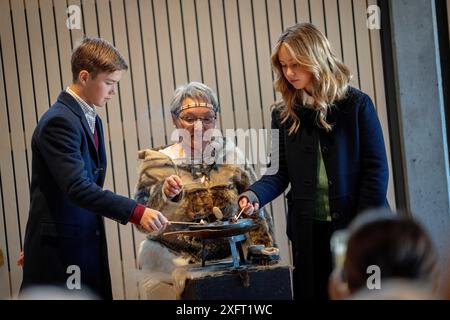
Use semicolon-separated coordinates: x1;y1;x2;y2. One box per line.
180;263;293;300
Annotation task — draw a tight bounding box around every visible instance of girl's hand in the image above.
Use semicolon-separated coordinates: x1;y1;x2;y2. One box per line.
238;196;259;216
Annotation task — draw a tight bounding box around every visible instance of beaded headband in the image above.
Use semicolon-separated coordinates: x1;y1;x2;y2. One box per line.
173;102;216;115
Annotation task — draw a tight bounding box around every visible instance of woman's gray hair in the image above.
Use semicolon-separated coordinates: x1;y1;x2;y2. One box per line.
170;82;220;116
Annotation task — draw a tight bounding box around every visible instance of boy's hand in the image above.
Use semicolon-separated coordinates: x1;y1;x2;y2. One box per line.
17;251;24;267
139;208;169;232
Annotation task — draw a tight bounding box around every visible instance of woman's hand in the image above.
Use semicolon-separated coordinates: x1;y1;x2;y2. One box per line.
163;174;183;198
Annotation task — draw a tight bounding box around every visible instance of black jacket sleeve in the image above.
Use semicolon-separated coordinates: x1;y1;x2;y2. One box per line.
247;108;290;207
356;94;389;212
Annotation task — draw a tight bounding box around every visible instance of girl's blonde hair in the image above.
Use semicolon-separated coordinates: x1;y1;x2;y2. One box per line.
271;23;351;134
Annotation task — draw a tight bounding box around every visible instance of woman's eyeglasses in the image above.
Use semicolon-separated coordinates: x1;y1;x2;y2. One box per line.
179;115;216;126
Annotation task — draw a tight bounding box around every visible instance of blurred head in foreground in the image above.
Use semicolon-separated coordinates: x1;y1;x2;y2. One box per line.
329;208;439;300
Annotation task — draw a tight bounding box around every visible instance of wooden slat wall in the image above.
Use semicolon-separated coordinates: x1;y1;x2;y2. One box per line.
0;0;28;299
0;0;394;299
367;0;395;211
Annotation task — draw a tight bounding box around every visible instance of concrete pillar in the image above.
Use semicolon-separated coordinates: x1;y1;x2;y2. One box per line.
388;0;450;270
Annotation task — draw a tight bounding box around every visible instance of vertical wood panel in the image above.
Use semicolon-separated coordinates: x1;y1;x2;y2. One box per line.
110;0;140;193
0;0;30;257
267;0;283;60
139;0;166;148
195;0;221;130
79;0;98;40
78;4;101;184
210;0;235;130
353;0;375;99
96;0;127;300
266;0;283;104
124;0;152;150
181;0;203;83
10;0;36;185
323;0;343;60
193;0;214;87
295;0;310;23
0;0;23;297
338;0;360;88
123;0;151;268
251;0;280;258
82;0;127;300
78;0;121;300
167;0;188;85
310;0;326;35
110;0;141;300
224;0;250;131
40;0;63;99
0;37;13;300
0;180;12;299
154;0;177;140
68;0;84;49
53;0;73;87
281;0;296;29
25;0;51;118
265;0;292;265
367;0;396;209
238;0;263;168
253;0;275;131
130;0;164;271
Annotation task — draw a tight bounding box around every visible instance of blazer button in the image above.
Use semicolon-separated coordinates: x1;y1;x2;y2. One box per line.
331;212;340;220
95;229;100;236
303;180;312;186
321;146;329;155
328;180;333;187
93;167;104;175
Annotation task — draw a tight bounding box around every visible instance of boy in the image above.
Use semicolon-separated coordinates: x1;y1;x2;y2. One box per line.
20;37;167;299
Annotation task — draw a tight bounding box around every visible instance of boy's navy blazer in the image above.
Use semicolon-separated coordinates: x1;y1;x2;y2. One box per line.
21;91;136;299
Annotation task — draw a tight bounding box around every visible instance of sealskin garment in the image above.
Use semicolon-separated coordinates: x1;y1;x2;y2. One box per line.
135;137;275;273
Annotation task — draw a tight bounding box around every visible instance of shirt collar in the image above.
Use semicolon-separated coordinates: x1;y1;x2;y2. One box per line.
66;87;97;133
66;87;97;114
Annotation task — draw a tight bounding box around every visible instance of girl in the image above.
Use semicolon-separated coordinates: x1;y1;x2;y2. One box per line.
239;23;389;299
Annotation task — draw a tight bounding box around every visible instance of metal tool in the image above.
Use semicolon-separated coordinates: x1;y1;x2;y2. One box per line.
169;220;204;225
234;206;246;221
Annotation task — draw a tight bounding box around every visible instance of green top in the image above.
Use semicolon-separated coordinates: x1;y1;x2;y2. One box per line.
315;143;331;221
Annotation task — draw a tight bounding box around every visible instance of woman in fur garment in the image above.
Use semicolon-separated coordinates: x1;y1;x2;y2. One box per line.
135;82;276;278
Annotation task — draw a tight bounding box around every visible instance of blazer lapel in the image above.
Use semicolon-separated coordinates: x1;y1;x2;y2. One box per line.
57;91;100;164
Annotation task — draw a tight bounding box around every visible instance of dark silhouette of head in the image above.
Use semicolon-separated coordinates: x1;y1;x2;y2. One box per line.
343;209;438;293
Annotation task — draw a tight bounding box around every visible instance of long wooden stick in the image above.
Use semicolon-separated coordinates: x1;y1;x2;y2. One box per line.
169;221;203;225
234;207;246;220
163;229;215;236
